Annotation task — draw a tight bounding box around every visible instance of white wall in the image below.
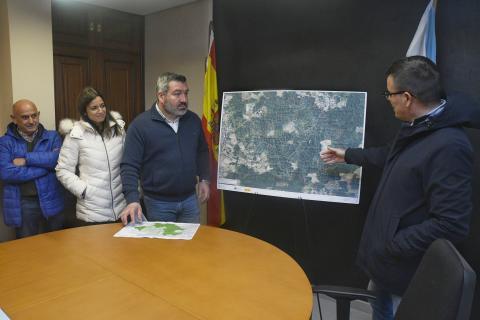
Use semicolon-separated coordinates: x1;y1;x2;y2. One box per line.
0;0;14;242
0;0;55;241
144;0;212;116
0;0;13;133
7;0;56;128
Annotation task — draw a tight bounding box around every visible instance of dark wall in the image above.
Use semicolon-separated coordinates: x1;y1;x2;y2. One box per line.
214;0;480;317
437;1;480;319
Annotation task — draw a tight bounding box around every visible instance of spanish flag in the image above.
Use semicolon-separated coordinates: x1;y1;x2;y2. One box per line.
202;24;225;226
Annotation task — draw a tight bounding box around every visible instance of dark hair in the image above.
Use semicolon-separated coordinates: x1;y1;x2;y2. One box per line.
386;56;443;103
77;86;121;137
156;72;187;94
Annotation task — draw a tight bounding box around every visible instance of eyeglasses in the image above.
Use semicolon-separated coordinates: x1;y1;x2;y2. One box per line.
381;90;407;99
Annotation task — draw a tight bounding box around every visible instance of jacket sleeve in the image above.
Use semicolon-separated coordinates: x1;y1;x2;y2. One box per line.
0;138;49;183
197;122;210;181
345;145;390;169
55;135;87;198
121;123;143;204
25;132;62;169
388;142;473;257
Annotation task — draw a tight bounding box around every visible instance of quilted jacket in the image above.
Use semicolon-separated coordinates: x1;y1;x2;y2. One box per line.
0;124;64;227
56;112;126;222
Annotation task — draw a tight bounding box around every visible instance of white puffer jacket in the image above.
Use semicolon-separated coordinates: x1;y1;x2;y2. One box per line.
56;112;126;222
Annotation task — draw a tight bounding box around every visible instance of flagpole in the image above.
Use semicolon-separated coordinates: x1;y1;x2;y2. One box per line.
205;21;213;73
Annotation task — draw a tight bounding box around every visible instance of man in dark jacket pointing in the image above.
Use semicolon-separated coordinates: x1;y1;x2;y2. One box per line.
321;56;476;320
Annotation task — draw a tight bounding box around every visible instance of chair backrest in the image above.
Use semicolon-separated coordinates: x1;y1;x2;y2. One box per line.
395;239;476;320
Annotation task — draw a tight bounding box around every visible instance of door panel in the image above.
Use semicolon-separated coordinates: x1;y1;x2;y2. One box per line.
52;1;144;130
101;52;142;126
53;51;91;127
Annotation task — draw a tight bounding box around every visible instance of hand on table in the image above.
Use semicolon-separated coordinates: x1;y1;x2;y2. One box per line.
120;202;143;225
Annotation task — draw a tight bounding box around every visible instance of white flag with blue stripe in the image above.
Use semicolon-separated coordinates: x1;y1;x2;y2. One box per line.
406;0;437;62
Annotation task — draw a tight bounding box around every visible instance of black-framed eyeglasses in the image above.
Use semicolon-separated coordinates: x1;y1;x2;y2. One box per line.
381;90;407;99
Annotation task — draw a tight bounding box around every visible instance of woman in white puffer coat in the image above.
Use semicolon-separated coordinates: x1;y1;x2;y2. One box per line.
56;87;126;224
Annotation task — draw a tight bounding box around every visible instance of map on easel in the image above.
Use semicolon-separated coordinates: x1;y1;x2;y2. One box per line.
218;90;367;204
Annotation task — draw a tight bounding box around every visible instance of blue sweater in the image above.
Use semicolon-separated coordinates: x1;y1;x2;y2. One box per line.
121;106;210;203
0;124;64;227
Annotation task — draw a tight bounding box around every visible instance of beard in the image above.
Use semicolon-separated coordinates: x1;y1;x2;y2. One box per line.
164;101;188;118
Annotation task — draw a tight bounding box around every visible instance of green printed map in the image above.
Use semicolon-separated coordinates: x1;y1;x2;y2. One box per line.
134;223;184;236
114;222;200;239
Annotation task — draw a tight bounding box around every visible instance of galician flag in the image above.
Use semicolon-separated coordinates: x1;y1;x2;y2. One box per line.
406;0;437;62
201;24;225;226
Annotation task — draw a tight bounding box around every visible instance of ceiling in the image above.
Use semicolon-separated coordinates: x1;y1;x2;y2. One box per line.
72;0;198;15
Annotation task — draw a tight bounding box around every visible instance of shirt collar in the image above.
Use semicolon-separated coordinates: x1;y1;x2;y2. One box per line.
16;126;38;142
410;99;446;127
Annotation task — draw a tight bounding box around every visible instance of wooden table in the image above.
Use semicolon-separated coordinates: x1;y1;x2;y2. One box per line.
0;224;312;319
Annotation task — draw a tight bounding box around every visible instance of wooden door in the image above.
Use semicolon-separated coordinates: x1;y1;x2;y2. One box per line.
53;46;93;126
98;50;143;126
52;1;144;129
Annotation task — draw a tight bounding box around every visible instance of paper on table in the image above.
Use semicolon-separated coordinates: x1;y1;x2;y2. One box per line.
114;222;200;240
0;308;10;320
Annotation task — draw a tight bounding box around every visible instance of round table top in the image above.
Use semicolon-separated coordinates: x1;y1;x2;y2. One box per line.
0;224;312;319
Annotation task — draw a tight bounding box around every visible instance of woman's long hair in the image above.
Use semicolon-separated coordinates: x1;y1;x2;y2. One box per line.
77;87;121;138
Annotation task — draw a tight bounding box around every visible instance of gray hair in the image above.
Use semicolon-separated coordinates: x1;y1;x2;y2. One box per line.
156;72;187;94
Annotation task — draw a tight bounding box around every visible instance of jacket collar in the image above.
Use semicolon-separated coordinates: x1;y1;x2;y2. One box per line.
150;102;165;122
7;122;45;141
396;98;471;141
388;96;477;161
79;117;121;133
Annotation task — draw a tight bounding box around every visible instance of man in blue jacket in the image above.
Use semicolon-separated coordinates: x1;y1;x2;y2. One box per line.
320;56;476;320
0;99;64;238
120;72;210;224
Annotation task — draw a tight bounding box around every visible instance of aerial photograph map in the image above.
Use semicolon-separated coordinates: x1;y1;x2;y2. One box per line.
218;90;367;204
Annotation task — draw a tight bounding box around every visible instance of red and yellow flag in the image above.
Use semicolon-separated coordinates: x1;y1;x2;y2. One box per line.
202;26;225;226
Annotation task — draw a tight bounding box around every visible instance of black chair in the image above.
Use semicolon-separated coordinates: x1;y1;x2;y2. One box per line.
313;239;476;320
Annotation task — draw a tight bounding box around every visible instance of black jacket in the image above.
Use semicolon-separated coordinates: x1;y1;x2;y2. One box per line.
346;96;479;295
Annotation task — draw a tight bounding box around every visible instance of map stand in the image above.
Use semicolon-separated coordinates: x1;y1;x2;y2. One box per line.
238;193;314;281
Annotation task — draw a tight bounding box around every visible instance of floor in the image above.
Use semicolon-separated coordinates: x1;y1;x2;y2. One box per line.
311;293;372;320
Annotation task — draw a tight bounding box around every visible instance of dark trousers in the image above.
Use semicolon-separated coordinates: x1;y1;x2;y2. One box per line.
15;197;64;239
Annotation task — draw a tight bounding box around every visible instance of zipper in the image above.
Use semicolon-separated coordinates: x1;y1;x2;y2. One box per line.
176;124;185;192
101;135;116;220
